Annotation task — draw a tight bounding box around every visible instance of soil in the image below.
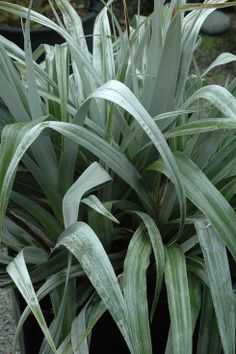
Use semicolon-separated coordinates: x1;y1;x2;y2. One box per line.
194;10;236;84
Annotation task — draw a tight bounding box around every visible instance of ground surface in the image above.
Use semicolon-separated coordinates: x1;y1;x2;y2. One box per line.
195;10;236;83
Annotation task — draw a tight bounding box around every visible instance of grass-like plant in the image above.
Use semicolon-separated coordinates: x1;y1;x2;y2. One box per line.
0;0;236;353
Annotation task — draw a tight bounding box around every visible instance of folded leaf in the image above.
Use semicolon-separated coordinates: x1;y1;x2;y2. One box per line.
63;162;111;228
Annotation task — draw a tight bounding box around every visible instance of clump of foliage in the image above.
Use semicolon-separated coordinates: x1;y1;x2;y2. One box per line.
0;0;235;353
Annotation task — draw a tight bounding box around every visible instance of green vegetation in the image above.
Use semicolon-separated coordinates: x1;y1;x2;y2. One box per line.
0;1;235;353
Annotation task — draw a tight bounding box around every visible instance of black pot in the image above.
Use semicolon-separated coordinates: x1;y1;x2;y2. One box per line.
90;295;170;354
0;1;101;52
12;272;170;354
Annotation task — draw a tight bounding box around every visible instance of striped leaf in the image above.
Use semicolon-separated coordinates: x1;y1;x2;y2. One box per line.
184;85;236;119
0;118;47;239
166;118;236;138
133;211;165;318
7;251;57;353
165;246;192;354
55;222;132;351
123;226;152;354
81;195;119;224
195;221;235;354
62;162;112;228
196;286;222;354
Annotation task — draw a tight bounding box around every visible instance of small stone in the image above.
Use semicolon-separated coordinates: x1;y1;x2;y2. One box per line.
201;11;230;35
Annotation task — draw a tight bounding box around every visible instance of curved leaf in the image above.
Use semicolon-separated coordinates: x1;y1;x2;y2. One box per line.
133;211;165;318
63;162;111;228
202;52;236;77
184;85;236;119
7;251;57;353
196;287;222;354
166;118;236;138
165;246;192;354
81;195;119;224
55;222;132;351
0;117;47;239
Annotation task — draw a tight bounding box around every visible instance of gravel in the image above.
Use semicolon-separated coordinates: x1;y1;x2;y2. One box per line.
0;246;21;354
0;287;19;354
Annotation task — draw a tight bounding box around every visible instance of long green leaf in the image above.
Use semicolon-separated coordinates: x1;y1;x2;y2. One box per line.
24;3;43;119
7;251;57;353
166;118;236;138
93;5;115;82
165;246;192;354
202;52;236;77
141;0;162;109
133;211;165;318
71;293;106;354
123;226;152;354
195;222;235;354
0;49;30;122
184;85;236;119
148;14;182;117
55;222;132;351
196;286;222;354
0;117;47;239
165;274;201;354
62;162;112;228
71;305;89;354
81;195;119;224
54;44;69;123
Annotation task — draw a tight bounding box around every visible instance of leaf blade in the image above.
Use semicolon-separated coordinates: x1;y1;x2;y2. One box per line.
123;226;152;354
195;222;235;354
55;222;131;351
7;251;57;353
62;162;112;228
165;246;192;354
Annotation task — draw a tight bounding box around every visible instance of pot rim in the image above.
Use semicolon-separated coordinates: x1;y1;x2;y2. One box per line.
0;1;101;33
